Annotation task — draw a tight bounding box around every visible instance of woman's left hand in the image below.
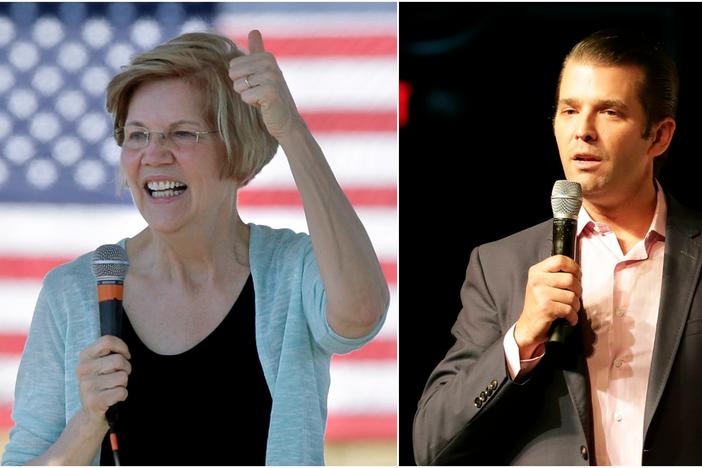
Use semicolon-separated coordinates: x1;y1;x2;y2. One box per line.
229;30;304;140
233;31;388;340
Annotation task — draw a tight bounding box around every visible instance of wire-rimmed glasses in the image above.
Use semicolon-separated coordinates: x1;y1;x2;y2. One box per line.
115;125;218;150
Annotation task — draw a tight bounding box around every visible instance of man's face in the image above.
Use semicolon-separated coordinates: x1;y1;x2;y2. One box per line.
554;60;661;204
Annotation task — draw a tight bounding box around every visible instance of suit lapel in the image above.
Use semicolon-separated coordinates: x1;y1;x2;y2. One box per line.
643;196;702;438
561;339;593;450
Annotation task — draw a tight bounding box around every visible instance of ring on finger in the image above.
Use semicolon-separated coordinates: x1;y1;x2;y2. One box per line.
244;76;252;89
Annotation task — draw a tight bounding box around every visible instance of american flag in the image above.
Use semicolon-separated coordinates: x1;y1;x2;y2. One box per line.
0;2;397;462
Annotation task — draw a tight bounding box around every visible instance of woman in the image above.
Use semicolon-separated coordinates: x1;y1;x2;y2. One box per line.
2;31;389;466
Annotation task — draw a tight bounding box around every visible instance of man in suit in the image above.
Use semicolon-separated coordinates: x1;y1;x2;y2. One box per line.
413;30;702;465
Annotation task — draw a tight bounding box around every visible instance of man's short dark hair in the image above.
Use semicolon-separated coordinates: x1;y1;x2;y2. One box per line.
556;29;679;138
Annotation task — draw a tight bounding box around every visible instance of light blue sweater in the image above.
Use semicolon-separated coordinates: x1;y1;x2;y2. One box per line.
2;224;386;465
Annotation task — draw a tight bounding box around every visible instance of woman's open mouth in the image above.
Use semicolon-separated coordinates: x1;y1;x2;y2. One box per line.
145;180;188;199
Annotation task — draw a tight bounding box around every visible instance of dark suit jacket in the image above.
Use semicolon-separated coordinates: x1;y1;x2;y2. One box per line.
413;196;702;465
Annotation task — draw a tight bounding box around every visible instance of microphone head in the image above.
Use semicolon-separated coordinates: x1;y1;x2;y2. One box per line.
91;244;129;281
551;180;583;220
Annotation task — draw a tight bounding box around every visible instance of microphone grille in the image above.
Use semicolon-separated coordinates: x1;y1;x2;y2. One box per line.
91;244;129;280
551;180;583;220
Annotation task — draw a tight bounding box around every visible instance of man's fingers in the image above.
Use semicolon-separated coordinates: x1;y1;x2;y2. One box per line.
542;255;581;276
248;29;265;54
546;272;582;295
549;289;578;310
566;309;580;326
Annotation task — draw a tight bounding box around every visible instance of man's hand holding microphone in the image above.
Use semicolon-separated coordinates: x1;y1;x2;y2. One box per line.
514;180;583;360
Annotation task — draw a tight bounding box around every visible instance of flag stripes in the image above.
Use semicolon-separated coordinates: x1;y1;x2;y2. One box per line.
0;2;397;446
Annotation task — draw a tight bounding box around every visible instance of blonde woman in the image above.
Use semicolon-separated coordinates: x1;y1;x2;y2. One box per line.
2;31;388;466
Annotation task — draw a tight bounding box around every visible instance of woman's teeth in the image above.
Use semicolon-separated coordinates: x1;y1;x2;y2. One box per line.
146;180;187;198
151;189;185;198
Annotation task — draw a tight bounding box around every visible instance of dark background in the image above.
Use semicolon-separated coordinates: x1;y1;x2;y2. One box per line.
399;3;702;465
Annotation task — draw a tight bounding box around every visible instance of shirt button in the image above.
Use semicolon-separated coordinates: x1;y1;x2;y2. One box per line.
615;412;623;422
616;309;625;317
580;445;589;460
614;359;623;368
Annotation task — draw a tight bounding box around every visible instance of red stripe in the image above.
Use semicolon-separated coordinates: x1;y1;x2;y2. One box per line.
381;261;396;285
0;404;11;428
302;111;396;133
225;35;396;57
325;414;396;441
0;334;26;355
0;256;396;283
0;256;73;280
237;187;396;207
333;337;395;362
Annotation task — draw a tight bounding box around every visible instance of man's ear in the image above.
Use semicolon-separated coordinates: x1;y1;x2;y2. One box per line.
649;117;676;159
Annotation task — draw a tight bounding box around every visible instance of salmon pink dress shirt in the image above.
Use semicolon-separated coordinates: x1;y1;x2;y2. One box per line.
505;186;667;465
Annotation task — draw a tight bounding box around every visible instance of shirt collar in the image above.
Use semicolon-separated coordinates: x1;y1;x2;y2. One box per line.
576;180;667;240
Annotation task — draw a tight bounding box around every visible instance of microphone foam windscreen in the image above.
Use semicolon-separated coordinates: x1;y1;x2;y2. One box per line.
551;180;583;220
91;244;130;280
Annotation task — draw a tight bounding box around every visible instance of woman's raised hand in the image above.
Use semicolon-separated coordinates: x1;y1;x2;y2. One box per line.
229;30;304;140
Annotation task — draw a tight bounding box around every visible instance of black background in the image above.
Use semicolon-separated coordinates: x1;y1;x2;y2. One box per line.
399;3;702;465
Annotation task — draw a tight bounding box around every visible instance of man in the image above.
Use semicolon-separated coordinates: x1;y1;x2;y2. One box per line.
413;30;702;465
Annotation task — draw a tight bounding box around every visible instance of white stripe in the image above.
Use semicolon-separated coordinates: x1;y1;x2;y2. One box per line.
281;58;397;111
0;205;147;257
0;357;19;402
328;361;396;413
251;134;397;188
377;289;397;340
0;205;397;258
215;12;397;37
0;281;41;333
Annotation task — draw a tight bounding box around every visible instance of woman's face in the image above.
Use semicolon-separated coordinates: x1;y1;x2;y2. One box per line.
121;78;234;234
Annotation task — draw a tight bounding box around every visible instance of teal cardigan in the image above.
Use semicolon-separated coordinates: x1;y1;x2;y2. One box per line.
2;224;386;465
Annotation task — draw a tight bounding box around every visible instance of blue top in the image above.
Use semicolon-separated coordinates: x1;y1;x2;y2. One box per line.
2;224;386;466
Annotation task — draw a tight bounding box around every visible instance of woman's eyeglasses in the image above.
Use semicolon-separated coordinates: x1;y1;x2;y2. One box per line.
115;125;218;150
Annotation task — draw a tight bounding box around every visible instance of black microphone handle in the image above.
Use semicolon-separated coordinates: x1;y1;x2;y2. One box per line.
98;298;123;427
99;299;123;337
549;217;578;343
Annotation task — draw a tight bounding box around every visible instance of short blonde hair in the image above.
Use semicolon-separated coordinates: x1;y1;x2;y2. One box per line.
106;32;278;186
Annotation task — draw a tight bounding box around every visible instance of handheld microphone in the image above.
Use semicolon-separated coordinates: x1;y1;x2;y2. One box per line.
548;180;582;343
91;244;129;342
91;244;129;466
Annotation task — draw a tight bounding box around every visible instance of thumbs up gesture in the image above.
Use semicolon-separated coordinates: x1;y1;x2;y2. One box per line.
229;30;304;140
